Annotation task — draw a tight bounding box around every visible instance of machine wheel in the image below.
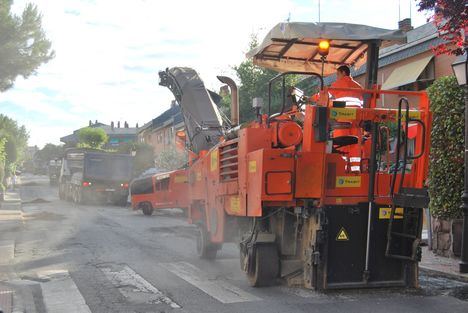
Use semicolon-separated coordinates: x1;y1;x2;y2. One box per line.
141;203;154;216
247;244;279;287
196;223;219;260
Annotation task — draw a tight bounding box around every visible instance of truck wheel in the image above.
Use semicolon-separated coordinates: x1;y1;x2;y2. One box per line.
141;203;154;216
113;197;127;207
66;186;73;202
196;224;220;260
76;188;84;204
59;185;65;200
247;244;279;287
72;187;78;203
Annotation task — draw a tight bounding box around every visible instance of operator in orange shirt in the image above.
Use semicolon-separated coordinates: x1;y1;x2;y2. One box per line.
330;65;363;100
329;65;364;172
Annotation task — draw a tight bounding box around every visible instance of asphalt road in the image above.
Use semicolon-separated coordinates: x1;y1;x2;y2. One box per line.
0;175;467;313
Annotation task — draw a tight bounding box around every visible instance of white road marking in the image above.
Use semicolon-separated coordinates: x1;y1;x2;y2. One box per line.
101;265;180;309
0;210;23;221
162;261;261;304
39;269;92;313
0;240;15;265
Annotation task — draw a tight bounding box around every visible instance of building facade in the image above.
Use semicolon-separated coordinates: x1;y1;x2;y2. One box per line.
60;121;138;148
352;20;456;107
138;102;185;156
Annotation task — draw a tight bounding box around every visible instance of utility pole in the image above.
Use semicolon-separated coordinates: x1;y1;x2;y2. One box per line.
318;0;321;23
453;27;468;273
460;54;468;273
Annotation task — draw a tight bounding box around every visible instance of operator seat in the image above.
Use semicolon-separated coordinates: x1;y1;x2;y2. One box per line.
330;99;361;154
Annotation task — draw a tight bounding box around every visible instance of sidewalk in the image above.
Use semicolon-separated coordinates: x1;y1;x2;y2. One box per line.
420;246;468;282
0;191;21;211
0;190;24;313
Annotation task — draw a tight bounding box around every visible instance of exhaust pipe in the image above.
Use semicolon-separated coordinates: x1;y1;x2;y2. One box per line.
217;75;239;126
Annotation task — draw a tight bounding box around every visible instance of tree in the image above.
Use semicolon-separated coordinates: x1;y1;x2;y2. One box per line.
417;0;467;55
35;143;64;162
223;35;299;123
154;147;187;171
114;142;155;175
0;138;6;197
133;143;155;175
77;127;108;149
0;0;55;91
0;114;28;177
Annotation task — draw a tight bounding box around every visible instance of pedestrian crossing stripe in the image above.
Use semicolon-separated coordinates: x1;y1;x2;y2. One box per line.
336;227;349;241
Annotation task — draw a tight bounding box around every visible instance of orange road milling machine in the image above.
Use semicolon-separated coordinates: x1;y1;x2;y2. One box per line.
157;22;432;291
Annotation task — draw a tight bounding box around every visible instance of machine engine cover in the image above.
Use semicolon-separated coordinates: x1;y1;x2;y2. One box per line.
277;122;303;147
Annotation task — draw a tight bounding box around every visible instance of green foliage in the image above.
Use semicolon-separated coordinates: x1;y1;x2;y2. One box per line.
114;142;155;175
154;147;187;171
427;76;465;219
77;127;108;149
114;142;135;154
35;143;64;162
219;93;232;118
224;35;300;123
0;114;28;179
133;143;155;175
0;138;6;163
0;0;55;91
0;138;6;193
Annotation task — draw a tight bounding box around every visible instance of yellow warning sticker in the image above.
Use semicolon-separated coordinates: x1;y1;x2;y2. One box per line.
210;150;218;172
397;110;421;121
248;160;257;173
336;176;361;188
336;227;349;241
329;108;357;120
379;207;404;219
230;196;240;213
174;175;187;183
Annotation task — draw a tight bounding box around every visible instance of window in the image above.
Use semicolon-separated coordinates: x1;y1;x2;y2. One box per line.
155;177;170;191
130;177;154;195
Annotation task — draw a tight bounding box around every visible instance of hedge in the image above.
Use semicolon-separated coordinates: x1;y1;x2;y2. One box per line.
427;76;465;219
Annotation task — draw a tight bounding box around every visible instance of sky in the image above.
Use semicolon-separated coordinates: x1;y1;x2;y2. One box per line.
0;0;431;148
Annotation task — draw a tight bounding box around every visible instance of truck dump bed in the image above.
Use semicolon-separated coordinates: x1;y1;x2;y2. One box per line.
83;152;133;182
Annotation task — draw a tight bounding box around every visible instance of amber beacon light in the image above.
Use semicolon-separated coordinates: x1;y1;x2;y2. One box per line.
318;40;330;56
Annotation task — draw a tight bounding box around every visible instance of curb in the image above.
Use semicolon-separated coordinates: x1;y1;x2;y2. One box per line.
420;266;468;283
0;191;25;313
0;191;22;211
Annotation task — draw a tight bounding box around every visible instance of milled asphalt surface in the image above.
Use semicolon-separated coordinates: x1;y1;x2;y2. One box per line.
0;174;466;313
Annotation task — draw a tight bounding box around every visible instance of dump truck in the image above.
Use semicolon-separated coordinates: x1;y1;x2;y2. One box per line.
130;169;189;216
48;158;62;185
59;148;133;205
157;22;432;291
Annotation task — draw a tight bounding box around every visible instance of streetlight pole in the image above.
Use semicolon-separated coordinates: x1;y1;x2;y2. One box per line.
461;80;468;273
453;50;468;273
450;21;468;273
